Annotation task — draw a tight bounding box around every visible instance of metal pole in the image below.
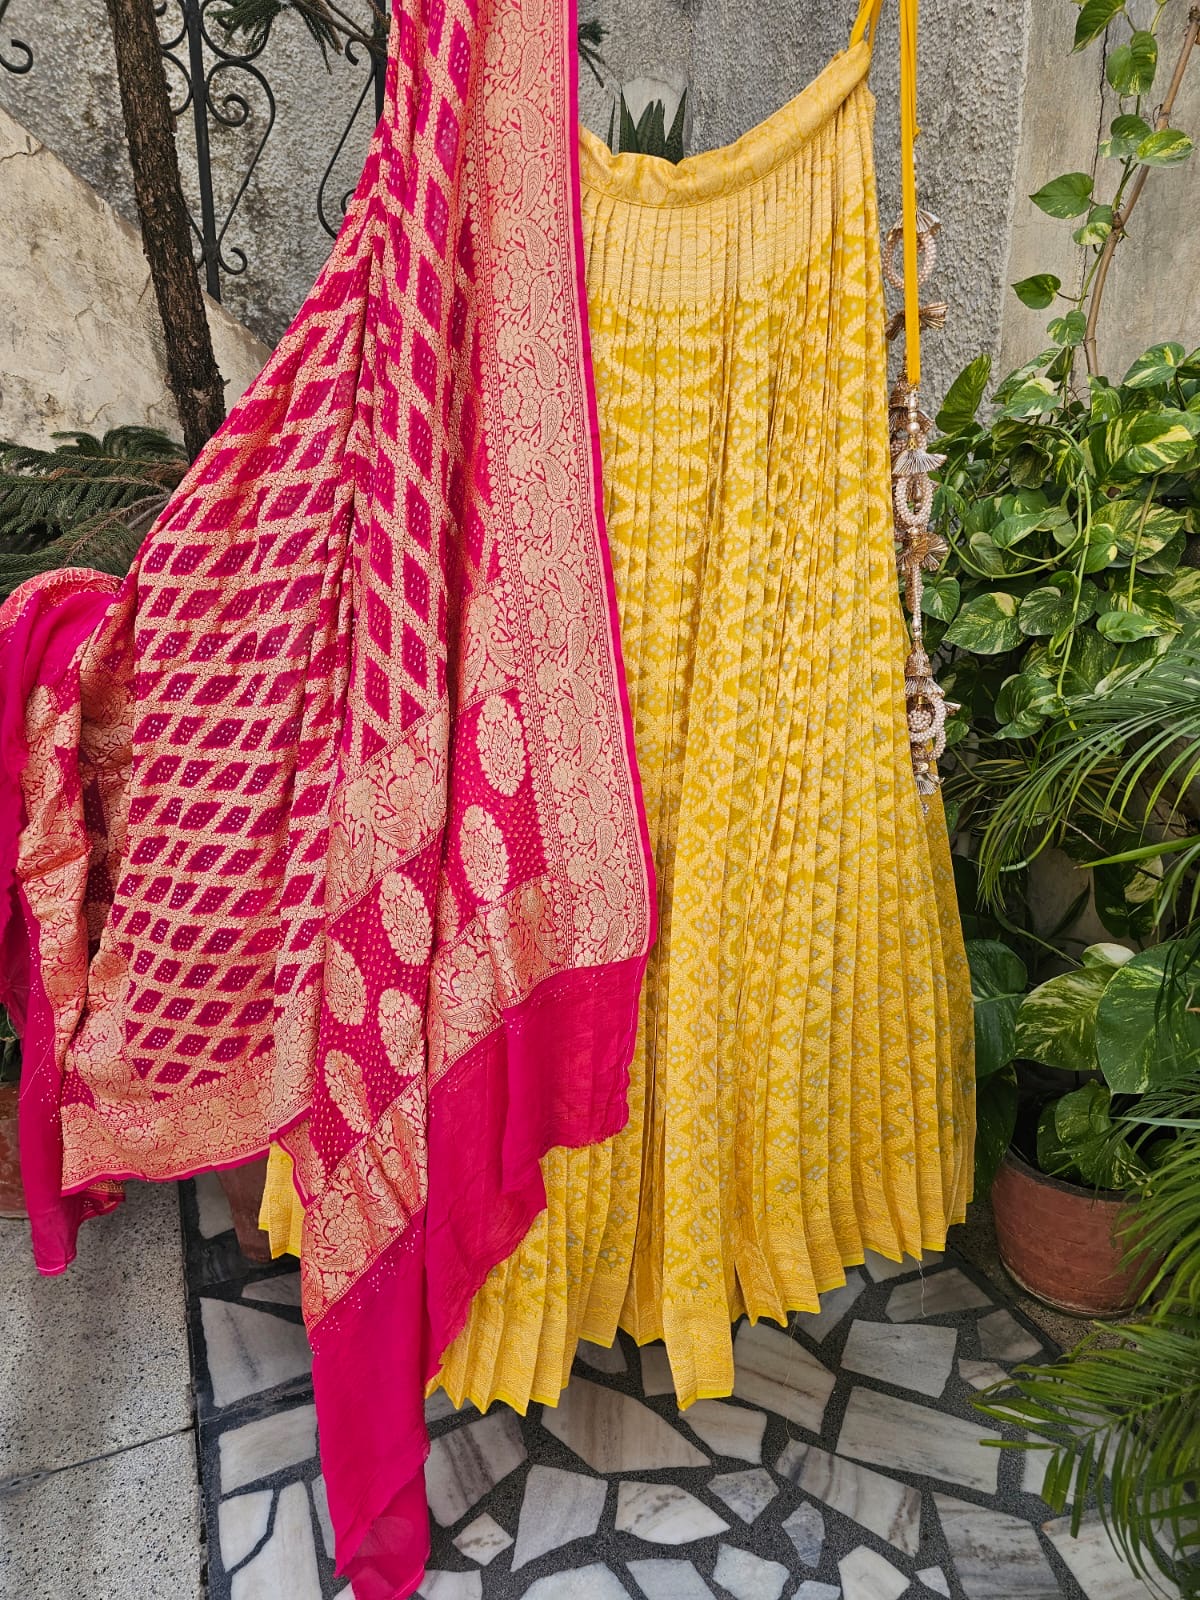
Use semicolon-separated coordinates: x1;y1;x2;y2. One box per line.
180;0;222;301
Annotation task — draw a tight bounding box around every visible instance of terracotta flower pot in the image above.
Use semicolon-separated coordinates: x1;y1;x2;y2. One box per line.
991;1148;1152;1318
217;1155;273;1264
0;1080;25;1219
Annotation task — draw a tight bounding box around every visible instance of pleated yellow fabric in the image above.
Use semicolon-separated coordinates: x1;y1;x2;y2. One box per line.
262;37;974;1410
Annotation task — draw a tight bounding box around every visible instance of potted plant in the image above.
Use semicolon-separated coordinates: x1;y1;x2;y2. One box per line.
928;0;1200;1312
967;924;1200;1314
0;1005;23;1218
978;1067;1200;1596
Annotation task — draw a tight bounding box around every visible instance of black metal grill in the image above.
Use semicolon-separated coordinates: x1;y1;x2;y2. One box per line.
1;0;388;306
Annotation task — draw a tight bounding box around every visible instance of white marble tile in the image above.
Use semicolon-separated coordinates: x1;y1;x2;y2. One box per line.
640;1344;675;1398
628;1559;713;1600
886;1270;992;1323
418;1574;484;1600
513;1464;607;1569
682;1400;765;1464
708;1467;778;1524
426;1408;527;1527
839;1546;910;1600
918;1568;949;1597
527;1564;632;1600
782;1501;825;1567
936;1493;1059;1598
312;1475;334;1559
731;1321;836;1432
1022;1448;1051;1499
776;1441;921;1557
243;1274;302;1308
713;1545;789;1600
453;1511;513;1566
577;1338;628;1375
841;1319;957;1398
794;1586;840;1600
794;1271;867;1342
201;1298;312;1407
425;1388;461;1424
218;1489;272;1570
864;1250;943;1283
1042;1515;1173;1600
958;1360;1008;1392
195;1171;235;1238
219;1403;317;1494
543;1377;707;1473
837;1386;1001;1494
231;1481;321;1600
616;1481;729;1544
977;1310;1042;1363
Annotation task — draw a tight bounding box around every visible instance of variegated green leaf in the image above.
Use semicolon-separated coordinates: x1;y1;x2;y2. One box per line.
1016;957;1124;1074
944;593;1024;654
1124;342;1188;388
1030;172;1094;219
920;573;960;622
1019;586;1078;636
936;353;992;433
967;939;1028;1080
1105;30;1157;95
1100;112;1152;158
1073;0;1125;50
1136;127;1194;167
1012;274;1061;310
1096;945;1200;1092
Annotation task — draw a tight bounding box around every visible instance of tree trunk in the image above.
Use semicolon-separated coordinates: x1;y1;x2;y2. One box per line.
104;0;226;458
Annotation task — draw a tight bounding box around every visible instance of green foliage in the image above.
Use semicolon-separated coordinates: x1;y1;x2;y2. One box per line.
977;1076;1200;1595
0;428;185;599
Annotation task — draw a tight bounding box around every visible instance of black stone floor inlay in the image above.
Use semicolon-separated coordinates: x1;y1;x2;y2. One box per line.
180;1178;1163;1600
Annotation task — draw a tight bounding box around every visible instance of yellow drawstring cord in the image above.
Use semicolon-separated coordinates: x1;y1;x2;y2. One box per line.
850;0;921;386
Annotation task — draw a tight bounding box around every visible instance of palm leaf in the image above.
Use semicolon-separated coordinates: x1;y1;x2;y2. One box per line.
979;1086;1200;1596
973;644;1200;913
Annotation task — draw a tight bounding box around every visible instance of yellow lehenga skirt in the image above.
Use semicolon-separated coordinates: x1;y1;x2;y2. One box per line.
263;44;974;1410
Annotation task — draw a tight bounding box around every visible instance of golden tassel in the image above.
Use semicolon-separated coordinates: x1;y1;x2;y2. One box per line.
884;210;960;799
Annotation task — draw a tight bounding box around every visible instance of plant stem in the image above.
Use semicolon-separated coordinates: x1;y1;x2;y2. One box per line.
1082;4;1200;378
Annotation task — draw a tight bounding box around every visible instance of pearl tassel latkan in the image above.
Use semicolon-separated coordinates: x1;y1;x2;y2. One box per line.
884;208;960;799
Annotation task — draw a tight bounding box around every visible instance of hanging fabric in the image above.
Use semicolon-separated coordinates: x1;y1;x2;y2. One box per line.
0;5;654;1594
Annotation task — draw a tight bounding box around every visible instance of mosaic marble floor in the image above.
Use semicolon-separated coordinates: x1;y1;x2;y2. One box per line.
184;1177;1166;1600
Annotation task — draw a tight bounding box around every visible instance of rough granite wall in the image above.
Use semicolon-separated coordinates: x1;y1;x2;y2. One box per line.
0;0;1035;403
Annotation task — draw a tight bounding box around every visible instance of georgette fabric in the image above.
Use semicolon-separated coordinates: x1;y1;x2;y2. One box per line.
265;18;976;1418
0;2;654;1595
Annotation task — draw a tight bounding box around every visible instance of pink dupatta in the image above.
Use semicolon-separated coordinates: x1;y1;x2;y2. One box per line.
0;1;654;1592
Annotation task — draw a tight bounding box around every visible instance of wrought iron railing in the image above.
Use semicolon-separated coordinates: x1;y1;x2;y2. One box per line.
0;0;387;306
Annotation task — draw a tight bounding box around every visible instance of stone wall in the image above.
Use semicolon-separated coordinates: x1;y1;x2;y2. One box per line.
0;104;268;449
1;0;1196;415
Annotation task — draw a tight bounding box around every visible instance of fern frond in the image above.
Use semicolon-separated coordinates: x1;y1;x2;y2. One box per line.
0;429;183;599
